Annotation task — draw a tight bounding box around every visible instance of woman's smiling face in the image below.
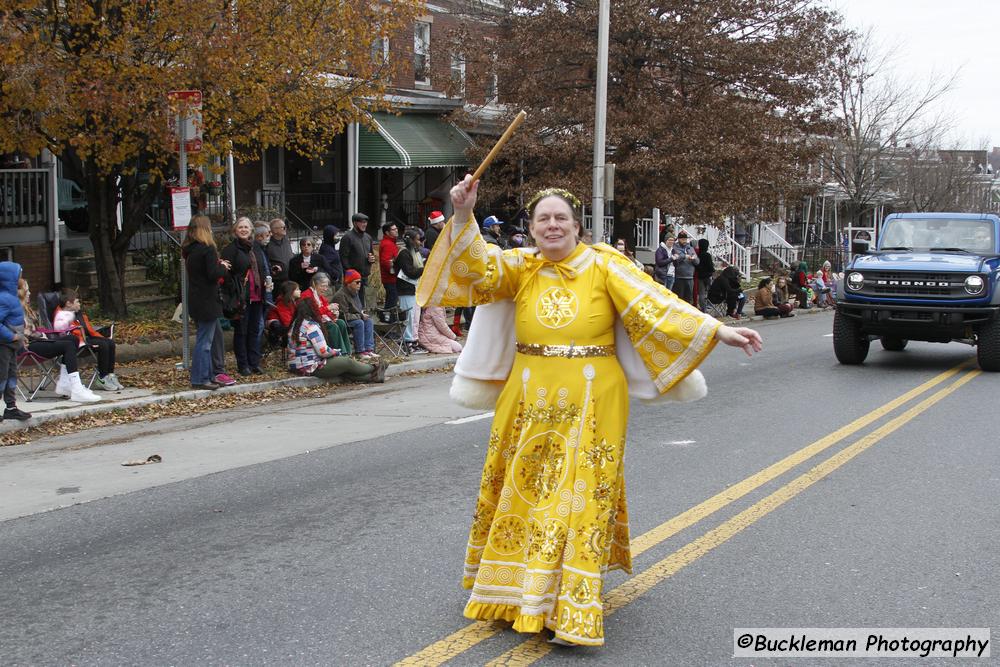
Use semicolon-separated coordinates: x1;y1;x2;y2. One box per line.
530;196;579;261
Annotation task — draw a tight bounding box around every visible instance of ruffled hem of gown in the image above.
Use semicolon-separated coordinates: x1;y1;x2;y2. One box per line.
462;602;605;646
463;602;547;633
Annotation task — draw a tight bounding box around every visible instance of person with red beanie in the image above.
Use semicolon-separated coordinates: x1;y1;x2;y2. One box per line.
379;222;400;309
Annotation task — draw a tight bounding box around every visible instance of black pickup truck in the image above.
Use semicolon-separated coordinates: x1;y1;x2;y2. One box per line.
834;212;1000;371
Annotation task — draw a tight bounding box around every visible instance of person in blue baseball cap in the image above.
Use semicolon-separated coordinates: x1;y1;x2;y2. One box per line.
482;215;505;248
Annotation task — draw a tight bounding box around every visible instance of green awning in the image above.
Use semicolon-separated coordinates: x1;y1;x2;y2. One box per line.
358;112;475;168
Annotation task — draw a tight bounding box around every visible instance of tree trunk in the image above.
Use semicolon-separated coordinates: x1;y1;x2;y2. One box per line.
85;167;130;317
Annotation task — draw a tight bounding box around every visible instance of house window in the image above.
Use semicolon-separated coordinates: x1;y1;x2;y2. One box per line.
450;53;465;95
485;70;499;104
371;37;389;65
414;22;431;85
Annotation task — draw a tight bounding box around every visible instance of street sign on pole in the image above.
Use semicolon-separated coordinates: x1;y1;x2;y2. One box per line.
167;90;200;371
169;187;192;230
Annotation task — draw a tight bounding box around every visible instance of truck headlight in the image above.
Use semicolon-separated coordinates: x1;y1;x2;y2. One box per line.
964;275;985;295
847;272;864;290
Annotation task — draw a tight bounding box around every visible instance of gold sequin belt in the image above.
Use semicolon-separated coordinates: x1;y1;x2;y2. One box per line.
515;342;616;358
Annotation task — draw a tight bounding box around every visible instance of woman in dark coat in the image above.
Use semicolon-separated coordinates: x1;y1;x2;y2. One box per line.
318;225;344;285
288;237;334;291
182;215;230;389
221;217;270;375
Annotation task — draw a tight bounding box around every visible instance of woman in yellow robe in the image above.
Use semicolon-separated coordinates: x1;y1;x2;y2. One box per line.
417;177;762;646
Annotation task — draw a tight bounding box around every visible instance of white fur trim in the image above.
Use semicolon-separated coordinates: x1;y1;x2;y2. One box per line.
450;374;504;410
639;369;707;404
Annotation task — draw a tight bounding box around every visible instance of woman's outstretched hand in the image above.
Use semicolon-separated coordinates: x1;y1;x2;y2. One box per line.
715;325;763;357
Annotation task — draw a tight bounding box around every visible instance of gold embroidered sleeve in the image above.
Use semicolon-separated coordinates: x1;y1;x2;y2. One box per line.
416;215;522;307
605;255;721;394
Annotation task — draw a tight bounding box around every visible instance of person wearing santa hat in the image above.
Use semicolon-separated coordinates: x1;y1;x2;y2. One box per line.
425;210;446;250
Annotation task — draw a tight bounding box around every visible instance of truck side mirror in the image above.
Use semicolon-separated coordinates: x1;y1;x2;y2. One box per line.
851;239;870;255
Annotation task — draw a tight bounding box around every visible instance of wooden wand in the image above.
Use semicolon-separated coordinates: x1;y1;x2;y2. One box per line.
467;110;527;186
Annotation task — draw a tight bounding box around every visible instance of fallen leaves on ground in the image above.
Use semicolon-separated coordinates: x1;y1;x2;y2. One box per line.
0;383;342;447
0;362;455;448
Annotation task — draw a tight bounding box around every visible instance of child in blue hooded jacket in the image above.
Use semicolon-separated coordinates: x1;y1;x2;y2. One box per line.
0;261;32;421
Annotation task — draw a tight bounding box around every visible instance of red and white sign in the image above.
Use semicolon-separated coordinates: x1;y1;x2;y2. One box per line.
170;187;192;230
167;90;203;153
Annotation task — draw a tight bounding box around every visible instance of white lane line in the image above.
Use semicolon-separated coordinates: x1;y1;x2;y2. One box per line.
446;412;495;425
823;333;834;337
664;440;696;446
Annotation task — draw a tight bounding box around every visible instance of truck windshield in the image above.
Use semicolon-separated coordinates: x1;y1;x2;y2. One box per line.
879;218;995;253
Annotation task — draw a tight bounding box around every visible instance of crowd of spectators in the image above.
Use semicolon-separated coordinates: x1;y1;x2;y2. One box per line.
648;230;839;321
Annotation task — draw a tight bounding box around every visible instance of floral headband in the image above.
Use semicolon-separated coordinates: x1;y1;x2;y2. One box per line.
526;187;582;215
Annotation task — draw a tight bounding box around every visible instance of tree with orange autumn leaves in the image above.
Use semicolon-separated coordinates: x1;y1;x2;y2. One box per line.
0;0;423;316
450;0;845;231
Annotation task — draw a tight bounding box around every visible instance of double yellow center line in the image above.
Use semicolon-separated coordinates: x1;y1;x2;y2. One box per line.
397;361;979;666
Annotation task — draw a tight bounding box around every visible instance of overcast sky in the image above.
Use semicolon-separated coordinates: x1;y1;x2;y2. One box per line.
832;0;999;149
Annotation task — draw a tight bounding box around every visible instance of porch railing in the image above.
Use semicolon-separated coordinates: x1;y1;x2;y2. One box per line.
677;222;751;282
0;168;51;227
634;217;657;251
582;212;614;243
758;223;799;268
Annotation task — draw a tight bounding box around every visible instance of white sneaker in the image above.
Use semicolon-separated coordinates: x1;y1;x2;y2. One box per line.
67;372;101;402
54;365;71;397
70;385;101;402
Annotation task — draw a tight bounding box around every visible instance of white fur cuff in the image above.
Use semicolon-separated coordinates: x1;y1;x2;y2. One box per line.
640;369;707;404
450;374;504;410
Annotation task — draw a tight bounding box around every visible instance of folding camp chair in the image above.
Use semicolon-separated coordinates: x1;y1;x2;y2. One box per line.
260;303;289;367
373;305;409;358
705;297;729;319
37;292;99;388
15;348;62;401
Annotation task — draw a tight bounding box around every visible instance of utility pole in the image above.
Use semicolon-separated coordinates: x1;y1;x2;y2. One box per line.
591;0;610;244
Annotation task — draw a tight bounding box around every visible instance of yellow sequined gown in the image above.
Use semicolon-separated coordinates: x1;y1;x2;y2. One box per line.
417;216;720;645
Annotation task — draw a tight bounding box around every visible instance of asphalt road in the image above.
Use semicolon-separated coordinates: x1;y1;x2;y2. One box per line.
2;311;998;666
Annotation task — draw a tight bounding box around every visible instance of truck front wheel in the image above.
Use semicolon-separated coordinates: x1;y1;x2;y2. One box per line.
976;317;1000;372
880;336;908;351
833;310;870;365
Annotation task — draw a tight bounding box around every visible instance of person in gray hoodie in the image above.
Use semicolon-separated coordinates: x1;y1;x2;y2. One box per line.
670;230;699;304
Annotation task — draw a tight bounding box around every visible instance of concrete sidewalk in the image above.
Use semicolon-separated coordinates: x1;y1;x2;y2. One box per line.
3;307;831;436
0;353;459;435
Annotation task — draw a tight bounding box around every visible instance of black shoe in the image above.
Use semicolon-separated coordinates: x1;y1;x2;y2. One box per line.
191;382;221;391
3;407;32;421
250;367;264;375
237;367;252;377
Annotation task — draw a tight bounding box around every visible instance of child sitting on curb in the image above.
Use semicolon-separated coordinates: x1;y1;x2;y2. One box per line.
52;288;123;391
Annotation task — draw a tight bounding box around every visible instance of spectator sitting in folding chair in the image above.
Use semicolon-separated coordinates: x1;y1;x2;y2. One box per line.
51;288;123;391
19;278;100;402
301;272;355;357
331;269;378;358
0;262;32;420
265;280;298;340
707;261;747;319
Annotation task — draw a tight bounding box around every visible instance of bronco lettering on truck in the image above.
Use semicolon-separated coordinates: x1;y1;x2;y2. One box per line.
833;212;1000;371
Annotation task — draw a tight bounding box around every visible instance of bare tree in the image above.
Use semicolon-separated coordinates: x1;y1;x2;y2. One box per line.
822;31;956;225
894;143;993;213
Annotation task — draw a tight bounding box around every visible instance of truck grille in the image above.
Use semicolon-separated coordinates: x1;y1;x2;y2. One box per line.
855;271;973;299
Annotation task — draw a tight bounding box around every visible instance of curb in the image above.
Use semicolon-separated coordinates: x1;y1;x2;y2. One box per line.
2;309;832;436
0;354;458;435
